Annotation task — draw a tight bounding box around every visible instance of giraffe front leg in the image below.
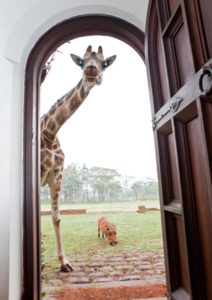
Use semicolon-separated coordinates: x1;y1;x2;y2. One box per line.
49;180;73;272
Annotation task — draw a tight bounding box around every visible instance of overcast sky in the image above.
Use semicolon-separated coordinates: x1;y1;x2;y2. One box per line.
40;36;158;180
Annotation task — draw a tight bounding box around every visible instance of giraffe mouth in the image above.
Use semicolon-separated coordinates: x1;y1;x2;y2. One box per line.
86;76;97;82
85;76;102;85
84;67;99;77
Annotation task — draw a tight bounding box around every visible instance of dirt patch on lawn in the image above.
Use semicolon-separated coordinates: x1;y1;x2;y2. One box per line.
52;284;167;300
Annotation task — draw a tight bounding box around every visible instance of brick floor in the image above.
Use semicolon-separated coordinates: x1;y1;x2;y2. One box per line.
43;251;166;292
42;251;166;300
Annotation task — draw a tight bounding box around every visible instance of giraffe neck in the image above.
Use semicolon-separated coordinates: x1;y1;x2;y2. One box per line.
41;79;93;141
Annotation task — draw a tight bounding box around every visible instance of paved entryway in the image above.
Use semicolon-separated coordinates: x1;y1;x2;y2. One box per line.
42;251;166;298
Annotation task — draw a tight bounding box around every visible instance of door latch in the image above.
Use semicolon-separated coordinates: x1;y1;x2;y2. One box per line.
199;64;212;95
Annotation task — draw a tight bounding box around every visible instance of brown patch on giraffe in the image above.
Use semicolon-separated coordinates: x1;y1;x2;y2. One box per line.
55;113;65;126
47;119;56;132
70;95;81;111
57;174;62;180
56;186;61;192
55;149;64;155
52;143;59;150
42;130;54;142
41;137;45;148
55;156;64;167
41;164;47;172
44;158;52;168
49;106;56;115
53;219;61;226
52;193;59;201
57;99;64;107
41;150;47;161
53;169;61;176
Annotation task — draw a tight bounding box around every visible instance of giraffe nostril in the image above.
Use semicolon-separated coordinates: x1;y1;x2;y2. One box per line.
88;65;96;70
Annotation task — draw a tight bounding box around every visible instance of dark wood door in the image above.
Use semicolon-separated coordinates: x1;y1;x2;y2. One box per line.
145;1;212;299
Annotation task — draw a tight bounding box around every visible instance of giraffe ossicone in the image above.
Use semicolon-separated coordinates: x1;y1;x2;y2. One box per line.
41;45;116;272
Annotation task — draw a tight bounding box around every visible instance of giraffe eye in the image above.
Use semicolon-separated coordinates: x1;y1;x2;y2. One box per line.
79;60;84;67
103;61;108;69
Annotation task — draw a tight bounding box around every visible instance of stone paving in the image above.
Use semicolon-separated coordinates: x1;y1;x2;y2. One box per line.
42;251;166;296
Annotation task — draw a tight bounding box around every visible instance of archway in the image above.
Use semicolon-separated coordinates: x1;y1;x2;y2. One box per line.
24;15;145;299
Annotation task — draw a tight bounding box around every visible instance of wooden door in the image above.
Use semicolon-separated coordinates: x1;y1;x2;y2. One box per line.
145;1;212;299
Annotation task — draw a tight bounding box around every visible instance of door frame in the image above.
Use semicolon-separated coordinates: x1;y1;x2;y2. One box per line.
23;14;145;299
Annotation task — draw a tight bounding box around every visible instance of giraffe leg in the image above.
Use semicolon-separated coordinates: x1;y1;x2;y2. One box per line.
49;178;73;272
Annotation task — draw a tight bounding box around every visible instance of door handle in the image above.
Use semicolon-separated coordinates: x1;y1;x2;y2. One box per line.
199;64;212;95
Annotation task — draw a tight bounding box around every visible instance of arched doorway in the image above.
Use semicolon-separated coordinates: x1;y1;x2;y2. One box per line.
24;15;145;300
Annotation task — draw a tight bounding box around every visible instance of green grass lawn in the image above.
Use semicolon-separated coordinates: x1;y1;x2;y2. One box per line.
41;211;163;272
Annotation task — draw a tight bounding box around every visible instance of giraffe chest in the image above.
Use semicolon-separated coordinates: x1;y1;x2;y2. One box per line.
41;148;64;168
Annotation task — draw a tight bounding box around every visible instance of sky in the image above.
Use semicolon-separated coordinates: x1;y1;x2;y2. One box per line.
40;36;158;180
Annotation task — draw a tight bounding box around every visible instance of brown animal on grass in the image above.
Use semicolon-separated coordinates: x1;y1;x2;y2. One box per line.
98;216;117;246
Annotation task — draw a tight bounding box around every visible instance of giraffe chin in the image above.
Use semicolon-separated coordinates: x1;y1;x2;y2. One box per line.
86;76;97;82
84;76;101;86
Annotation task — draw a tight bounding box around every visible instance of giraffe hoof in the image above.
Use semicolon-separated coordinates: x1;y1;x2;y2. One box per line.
60;264;73;272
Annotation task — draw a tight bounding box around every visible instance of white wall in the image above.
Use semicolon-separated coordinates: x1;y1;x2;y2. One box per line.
0;1;148;299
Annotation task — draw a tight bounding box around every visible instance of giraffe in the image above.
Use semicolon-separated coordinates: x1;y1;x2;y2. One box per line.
41;45;116;272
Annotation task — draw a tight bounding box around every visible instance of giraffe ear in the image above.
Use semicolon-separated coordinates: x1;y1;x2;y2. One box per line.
103;55;117;69
70;54;83;67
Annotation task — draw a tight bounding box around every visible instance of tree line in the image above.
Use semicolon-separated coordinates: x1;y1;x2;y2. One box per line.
40;163;159;203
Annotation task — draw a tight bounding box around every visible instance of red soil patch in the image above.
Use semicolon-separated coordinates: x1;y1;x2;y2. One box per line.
53;284;167;300
41;209;87;215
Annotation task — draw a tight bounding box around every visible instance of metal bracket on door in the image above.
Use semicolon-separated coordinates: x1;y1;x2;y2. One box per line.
152;97;183;130
169;97;183;113
199;64;212;95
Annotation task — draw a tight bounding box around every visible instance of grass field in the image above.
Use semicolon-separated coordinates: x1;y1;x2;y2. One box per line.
41;209;163;272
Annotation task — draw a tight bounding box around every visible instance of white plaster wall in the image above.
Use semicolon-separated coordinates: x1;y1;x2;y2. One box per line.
0;0;148;299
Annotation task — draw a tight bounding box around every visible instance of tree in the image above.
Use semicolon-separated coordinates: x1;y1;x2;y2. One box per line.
131;178;159;200
88;167;122;202
40;163;159;204
62;163;83;202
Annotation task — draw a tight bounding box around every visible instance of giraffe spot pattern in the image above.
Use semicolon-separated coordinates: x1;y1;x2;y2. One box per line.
80;86;86;99
57;99;64;107
69;94;81;111
47;119;56;132
52;143;59;150
55;113;65;126
44;158;52;168
49;106;56;115
65;88;75;101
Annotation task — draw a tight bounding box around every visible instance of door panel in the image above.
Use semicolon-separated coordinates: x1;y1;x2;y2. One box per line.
186;117;212;298
156;21;170;106
163;6;194;95
198;1;212;58
167;132;181;201
145;0;212;299
175;216;190;293
165;213;191;295
168;0;181;15
201;100;212;173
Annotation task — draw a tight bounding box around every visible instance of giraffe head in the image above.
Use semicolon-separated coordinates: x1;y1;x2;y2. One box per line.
71;45;116;86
